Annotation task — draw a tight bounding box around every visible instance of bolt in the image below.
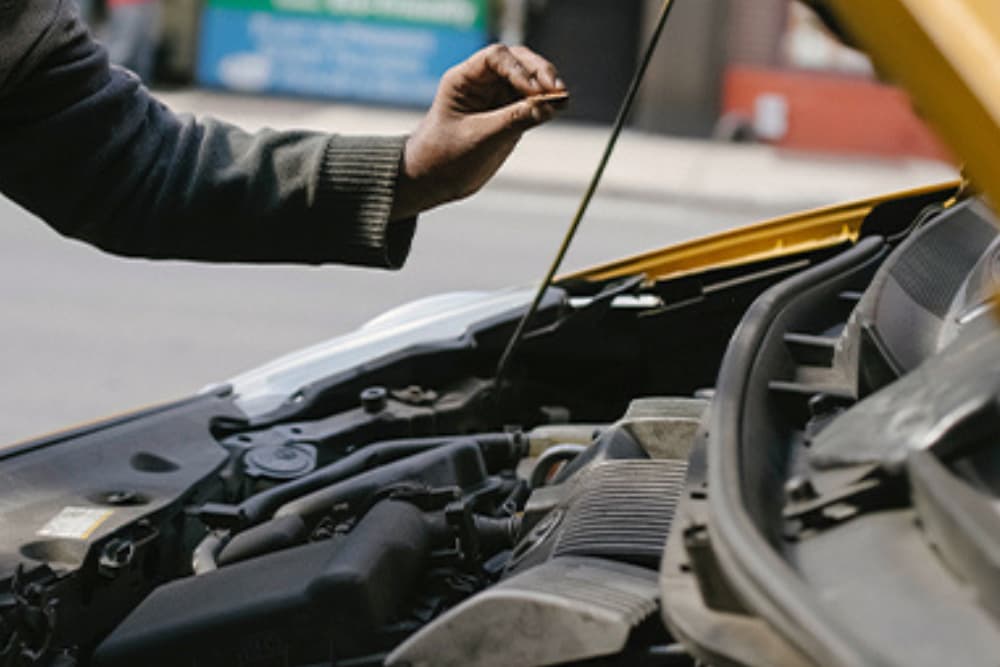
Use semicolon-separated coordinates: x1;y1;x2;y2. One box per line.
105;490;140;506
360;386;388;414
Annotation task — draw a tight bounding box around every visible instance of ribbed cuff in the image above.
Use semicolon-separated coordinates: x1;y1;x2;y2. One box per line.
318;134;416;269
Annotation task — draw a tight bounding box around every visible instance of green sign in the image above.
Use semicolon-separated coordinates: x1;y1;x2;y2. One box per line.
205;0;489;30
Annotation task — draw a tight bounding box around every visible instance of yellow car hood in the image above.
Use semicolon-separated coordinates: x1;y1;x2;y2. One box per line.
826;0;1000;206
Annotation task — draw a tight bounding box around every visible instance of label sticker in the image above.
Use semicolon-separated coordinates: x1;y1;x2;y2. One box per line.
37;507;114;540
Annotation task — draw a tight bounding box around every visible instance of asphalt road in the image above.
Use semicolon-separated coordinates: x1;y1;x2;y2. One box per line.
0;186;772;445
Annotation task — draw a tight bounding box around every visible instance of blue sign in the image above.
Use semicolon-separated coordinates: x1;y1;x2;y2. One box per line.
197;8;488;105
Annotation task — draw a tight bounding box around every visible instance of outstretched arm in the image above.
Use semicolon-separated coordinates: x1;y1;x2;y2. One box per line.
0;0;563;267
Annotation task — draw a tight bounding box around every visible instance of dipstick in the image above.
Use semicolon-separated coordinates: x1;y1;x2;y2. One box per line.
495;0;678;392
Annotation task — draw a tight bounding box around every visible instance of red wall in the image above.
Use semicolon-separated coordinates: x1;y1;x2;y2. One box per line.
722;65;954;161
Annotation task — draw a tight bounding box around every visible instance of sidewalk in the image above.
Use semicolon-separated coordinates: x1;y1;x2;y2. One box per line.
156;89;959;213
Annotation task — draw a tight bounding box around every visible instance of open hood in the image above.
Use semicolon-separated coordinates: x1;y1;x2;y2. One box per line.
825;0;1000;206
4;4;1000;667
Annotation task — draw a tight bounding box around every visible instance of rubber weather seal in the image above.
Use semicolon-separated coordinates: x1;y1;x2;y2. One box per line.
707;236;893;667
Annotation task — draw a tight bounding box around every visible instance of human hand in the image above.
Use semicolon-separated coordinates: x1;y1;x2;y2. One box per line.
390;44;567;221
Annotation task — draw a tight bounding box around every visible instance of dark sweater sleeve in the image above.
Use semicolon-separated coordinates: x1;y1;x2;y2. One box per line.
0;0;416;267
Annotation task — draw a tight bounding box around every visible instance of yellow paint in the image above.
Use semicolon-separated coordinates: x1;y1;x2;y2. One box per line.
80;510;115;539
561;183;957;283
824;0;1000;212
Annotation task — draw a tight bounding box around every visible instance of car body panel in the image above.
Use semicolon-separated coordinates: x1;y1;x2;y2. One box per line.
224;288;537;418
561;182;958;283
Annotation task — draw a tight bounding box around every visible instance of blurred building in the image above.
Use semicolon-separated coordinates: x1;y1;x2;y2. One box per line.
631;0;732;137
718;1;950;160
516;0;948;160
157;0;949;160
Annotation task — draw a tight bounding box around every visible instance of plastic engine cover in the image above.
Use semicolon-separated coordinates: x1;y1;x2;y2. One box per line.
94;500;429;667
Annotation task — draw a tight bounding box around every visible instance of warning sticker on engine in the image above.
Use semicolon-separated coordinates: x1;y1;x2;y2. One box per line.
37;507;114;540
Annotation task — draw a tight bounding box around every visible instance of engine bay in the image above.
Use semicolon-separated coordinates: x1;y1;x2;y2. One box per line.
4;187;1000;667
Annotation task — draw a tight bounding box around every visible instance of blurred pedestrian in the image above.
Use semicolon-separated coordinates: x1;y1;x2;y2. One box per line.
105;0;160;81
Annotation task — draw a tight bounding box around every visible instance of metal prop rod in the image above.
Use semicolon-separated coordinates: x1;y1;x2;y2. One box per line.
495;0;678;385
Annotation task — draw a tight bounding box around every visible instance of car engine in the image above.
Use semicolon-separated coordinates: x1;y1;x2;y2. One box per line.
3;187;1000;667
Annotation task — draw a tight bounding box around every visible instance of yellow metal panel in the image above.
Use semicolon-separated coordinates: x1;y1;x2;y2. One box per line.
824;0;1000;210
561;183;957;283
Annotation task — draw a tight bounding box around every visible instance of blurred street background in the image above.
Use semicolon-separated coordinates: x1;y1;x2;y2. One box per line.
0;0;957;444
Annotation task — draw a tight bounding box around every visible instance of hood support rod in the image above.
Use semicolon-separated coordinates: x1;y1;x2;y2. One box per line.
495;0;678;389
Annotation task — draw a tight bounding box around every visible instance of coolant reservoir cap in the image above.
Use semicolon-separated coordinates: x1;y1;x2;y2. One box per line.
244;443;317;480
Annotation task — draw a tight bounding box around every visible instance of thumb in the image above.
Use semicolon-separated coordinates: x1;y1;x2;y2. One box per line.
474;97;555;138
